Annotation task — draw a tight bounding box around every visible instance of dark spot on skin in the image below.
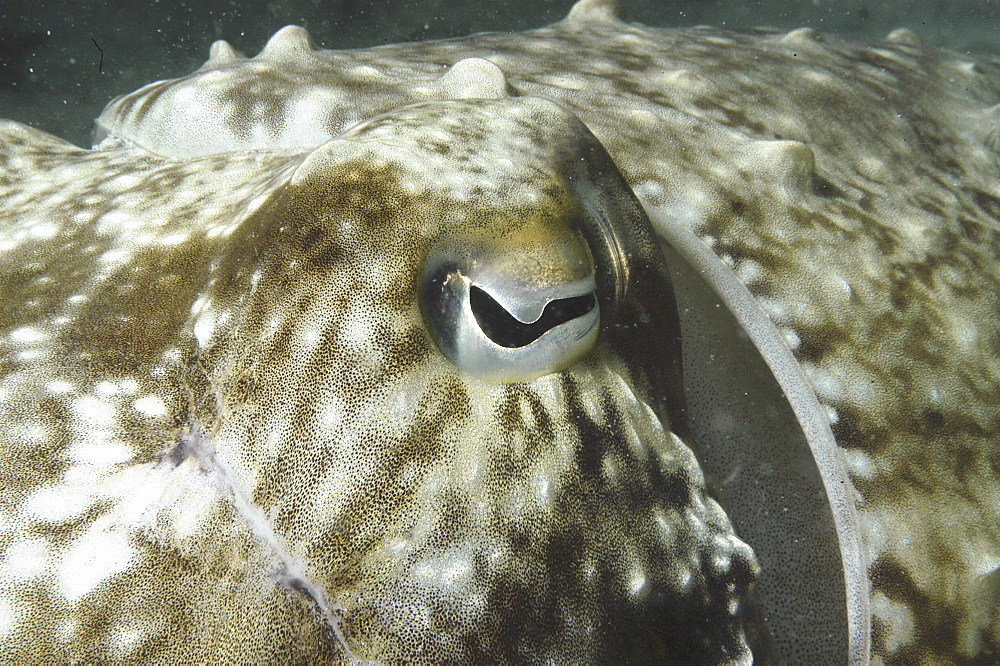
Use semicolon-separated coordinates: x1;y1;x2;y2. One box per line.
972;190;1000;221
919;408;946;434
286;576;313;598
951;445;979;497
830;402;888;453
870;555;963;663
383;326;434;376
167;437;193;466
218;77;293;142
884;261;933;311
857;192;880;214
810;173;841;197
298;225;348;272
446;373;753;662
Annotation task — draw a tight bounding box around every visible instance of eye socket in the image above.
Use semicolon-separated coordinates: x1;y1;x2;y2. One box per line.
421;249;600;383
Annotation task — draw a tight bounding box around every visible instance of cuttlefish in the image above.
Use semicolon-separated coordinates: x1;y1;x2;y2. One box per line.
2;0;999;662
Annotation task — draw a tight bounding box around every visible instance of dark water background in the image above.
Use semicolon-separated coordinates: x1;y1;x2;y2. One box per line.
2;0;998;148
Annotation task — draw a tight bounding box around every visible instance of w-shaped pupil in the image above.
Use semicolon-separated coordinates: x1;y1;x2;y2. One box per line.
469;285;596;348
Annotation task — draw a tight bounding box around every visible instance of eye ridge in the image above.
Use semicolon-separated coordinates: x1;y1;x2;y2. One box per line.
469;285;596;348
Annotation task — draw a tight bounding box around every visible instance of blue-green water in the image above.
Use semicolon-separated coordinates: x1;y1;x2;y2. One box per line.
2;0;998;148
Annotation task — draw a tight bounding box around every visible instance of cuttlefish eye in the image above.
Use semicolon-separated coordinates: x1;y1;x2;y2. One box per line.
421;221;600;383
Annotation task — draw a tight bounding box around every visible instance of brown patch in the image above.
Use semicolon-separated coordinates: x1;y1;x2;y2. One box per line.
869;555;963;663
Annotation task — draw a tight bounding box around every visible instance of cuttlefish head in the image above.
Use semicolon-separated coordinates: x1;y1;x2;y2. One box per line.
188;95;761;661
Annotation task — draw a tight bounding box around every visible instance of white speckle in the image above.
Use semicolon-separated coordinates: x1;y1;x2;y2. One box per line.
72;396;116;428
627;569;648;597
28;223;58;239
193;311;216;346
757;296;790;323
843;449;878;480
802;363;844;403
532;468;553;503
578;386;604;425
101;249;128;263
68;294;87;304
46;380;74;394
601;454;621;486
111;174;141;188
134;395;167;417
0;538;50;581
55;620;77;641
58;525;136;603
735;259;763;285
160;233;188;245
674;567;693;591
685;508;706;535
189;295;208;314
161;348;183;364
24;484;96;524
653;509;675;543
248;194;269;211
110;624;147;655
95;380;119;396
974;554;1000;579
712;553;732;574
339;305;376;350
633;179;665;201
67;441;134;468
779;327;802;349
835;275;852;298
9;326;46;343
102;212;129;226
949;315;978;349
413;549;474;590
0;598;20;639
296;320;324;348
16;421;47;443
872;591;916;653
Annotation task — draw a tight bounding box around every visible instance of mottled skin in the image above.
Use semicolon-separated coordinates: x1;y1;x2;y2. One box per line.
2;0;1000;662
0;79;756;662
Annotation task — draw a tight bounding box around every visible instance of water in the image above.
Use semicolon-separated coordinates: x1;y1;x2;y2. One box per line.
2;0;998;148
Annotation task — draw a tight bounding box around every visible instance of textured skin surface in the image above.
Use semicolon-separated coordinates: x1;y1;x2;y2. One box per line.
2;0;1000;661
0;78;755;663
